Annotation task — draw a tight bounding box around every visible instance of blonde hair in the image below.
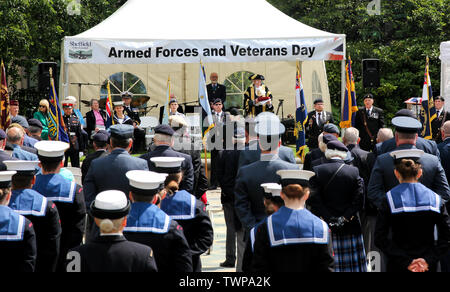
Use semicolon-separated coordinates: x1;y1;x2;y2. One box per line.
98;218;125;233
39;99;49;111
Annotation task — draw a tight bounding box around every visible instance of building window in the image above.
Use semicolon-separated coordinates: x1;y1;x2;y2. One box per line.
223;71;255;109
312;70;322;101
99;72;148;108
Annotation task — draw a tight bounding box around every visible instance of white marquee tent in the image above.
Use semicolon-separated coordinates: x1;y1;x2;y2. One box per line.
440;41;450;111
61;0;346;118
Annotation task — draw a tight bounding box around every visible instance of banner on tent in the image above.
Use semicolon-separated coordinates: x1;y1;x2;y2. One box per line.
64;37;345;64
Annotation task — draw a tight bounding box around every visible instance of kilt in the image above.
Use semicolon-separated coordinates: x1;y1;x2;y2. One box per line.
332;232;367;272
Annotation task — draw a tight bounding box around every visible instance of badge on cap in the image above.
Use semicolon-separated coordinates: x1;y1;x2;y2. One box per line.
276;170;315;187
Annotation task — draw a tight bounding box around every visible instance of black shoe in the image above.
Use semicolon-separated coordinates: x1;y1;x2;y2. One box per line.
220;261;235;268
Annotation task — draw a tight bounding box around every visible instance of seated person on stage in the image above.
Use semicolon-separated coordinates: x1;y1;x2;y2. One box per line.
113;101;133;125
85;98;107;140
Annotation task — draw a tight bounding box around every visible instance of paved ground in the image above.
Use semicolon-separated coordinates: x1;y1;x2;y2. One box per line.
200;188;236;272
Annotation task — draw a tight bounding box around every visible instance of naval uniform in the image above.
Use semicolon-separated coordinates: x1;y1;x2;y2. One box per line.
68;234;158;272
9;188;62;272
374;183;450;272
243;85;274;117
63;113;83;168
251;207;334;272
123;202;193;272
33;173;86;271
160;190;214;272
0;205;37;272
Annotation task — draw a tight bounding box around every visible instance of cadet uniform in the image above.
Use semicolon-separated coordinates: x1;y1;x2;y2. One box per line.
0;171;37;272
32;141;86;271
123;170;193;272
251;171;335;272
368;117;450;210
374;149;450;272
243;74;274;117
62;101;83;168
68;190;158;272
6;160;62;272
152;157;214;272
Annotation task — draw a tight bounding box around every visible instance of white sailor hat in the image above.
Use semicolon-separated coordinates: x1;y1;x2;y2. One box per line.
3;160;40;175
261;183;282;198
34;141;69;161
276;169;315;187
90;190;131;219
0;171;17;188
113;101;124;107
150;157;185;174
254;112;285;136
126;170;168;196
390;149;424;162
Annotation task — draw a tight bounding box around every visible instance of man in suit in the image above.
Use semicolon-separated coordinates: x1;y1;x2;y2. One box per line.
354;93;385;151
121;91;146;153
85;99;107;140
238;116;296;169
207;72;227;108
140;124;194;194
234;113;299;271
81;130;109;184
84;124;148;208
438;121;450;186
432;96;450;143
368;116;450;211
208;98;231;189
305;98;334;149
374;109;440;157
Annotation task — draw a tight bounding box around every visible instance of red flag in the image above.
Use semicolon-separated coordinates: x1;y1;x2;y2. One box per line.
0;61;10;130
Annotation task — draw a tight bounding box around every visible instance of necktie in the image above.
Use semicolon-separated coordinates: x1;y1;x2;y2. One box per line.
366;109;370;117
318;112;322;126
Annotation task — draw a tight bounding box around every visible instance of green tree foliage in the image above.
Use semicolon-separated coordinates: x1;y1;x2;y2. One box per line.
269;0;450;125
0;0;126;92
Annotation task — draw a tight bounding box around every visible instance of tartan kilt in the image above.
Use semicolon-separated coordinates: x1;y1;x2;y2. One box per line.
332;232;367;272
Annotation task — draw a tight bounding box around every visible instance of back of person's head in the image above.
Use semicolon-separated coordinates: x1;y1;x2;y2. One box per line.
11;173;34;190
377;128;394;143
164;172;182;195
343;127;359;146
395;158;421;181
442;121;450;139
6;125;24;144
153;133;173;146
0;187;11;205
395;131;417;142
264;197;284;215
110;137;132;149
281;184;307;200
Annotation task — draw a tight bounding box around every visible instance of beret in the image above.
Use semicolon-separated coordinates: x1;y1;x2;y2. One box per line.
154;124;175;136
93;130;110;143
27;119;43;129
313;98;324;104
323;134;338;144
323;123;340;135
327;140;348;152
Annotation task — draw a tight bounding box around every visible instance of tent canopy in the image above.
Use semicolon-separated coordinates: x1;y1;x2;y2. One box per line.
63;0;345;64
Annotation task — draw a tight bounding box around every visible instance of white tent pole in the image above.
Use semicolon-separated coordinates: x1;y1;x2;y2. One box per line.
182;63;186;103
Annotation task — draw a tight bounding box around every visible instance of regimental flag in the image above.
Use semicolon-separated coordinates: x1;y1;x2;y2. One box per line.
0;60;10;130
47;68;69;143
294;61;308;162
340;56;358;129
199;61;213;128
419;56;437;139
162;75;170;125
105;80;115;129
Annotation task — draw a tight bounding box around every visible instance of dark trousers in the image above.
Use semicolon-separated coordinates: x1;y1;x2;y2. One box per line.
133;128;146;153
64;149;80;168
210;150;221;187
223;201;243;263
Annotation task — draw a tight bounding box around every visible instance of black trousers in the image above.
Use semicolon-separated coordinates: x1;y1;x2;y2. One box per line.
133;128;146;152
64;149;80;168
210;150;221;187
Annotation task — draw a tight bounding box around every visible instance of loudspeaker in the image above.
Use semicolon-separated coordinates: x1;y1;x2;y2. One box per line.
38;62;58;92
362;59;380;88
